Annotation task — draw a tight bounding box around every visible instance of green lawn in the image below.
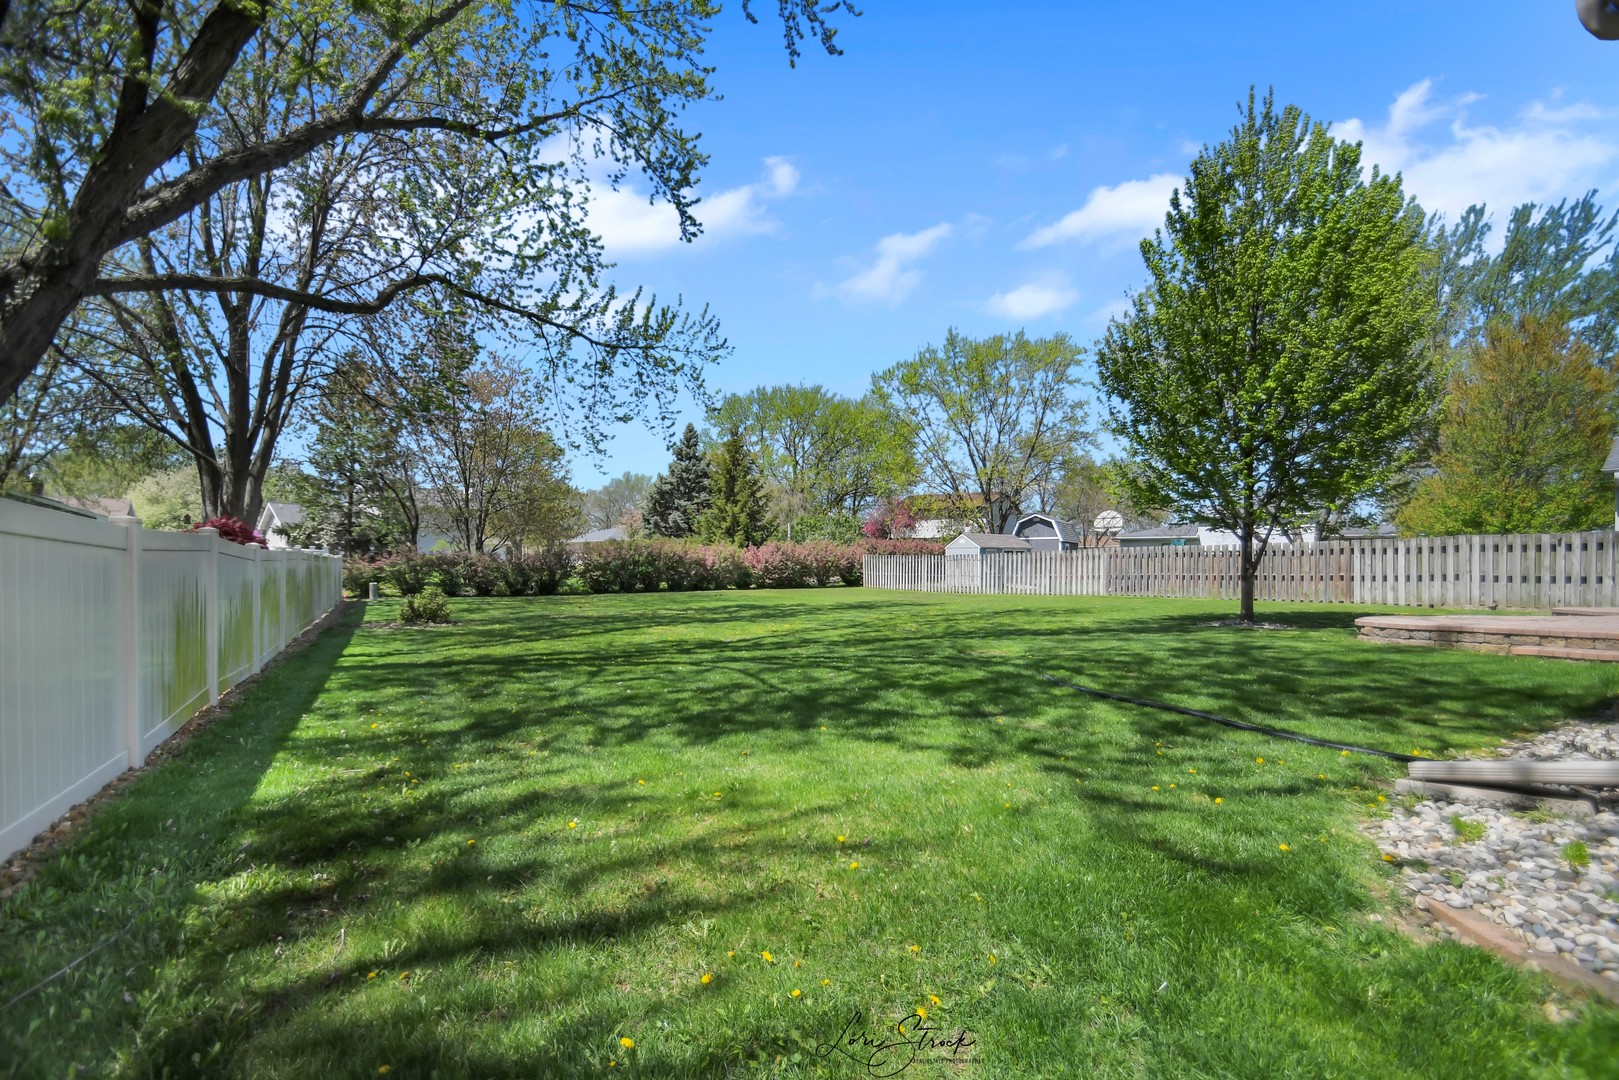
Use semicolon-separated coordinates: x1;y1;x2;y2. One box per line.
4;590;1619;1078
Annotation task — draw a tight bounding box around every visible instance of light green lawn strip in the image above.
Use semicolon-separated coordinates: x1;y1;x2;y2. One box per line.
2;590;1618;1079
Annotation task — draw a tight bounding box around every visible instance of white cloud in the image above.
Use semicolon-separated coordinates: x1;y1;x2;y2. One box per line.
1334;81;1619;222
587;155;801;256
1020;173;1180;249
834;223;954;305
986;275;1079;320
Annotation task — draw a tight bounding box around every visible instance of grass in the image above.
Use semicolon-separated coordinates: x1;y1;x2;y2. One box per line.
3;589;1619;1078
1451;815;1488;844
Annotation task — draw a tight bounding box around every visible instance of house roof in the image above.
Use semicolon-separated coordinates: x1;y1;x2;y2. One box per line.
52;495;133;519
1605;436;1619;474
569;526;627;543
1117;524;1200;540
1013;513;1082;544
262;501;305;526
947;532;1031;551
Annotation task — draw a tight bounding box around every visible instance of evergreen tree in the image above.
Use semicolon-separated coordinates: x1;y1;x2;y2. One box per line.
699;427;771;546
645;424;712;538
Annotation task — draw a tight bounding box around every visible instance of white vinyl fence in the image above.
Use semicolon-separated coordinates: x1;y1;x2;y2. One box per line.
1;498;342;861
864;530;1618;610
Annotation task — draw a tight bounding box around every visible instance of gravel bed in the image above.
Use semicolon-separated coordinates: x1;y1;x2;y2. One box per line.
1369;721;1619;982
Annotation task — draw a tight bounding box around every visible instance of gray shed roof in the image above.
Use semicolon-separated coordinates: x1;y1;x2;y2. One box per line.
1013;513;1082;544
1117;523;1200;540
948;532;1031;551
1604;436;1619;474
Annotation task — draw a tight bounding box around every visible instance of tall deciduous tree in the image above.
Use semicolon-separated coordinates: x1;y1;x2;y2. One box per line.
710;385;915;519
698;426;770;546
581;472;655;532
1397;316;1615;534
645;423;711;538
0;1;854;406
1095;89;1437;623
872;329;1088;535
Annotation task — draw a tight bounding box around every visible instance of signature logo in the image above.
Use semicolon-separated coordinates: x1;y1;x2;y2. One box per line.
815;1009;976;1077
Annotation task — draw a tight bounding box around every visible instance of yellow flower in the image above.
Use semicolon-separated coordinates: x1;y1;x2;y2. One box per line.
1150;786;1159;792
1341;749;1351;756
567;820;577;829
822;978;831;986
378;1067;391;1075
915;1006;927;1019
929;994;942;1006
1169;783;1176;789
637;779;645;785
1278;843;1291;852
836;835;846;843
727;950;735;958
791;988;802;998
1376;795;1386;803
988;953;997;964
620;1036;635;1049
713;791;722;798
1318;774;1326;780
849;861;860;870
399;971;410;980
793;959;801;968
821;726;827;730
370;723;379;729
908;944;920;954
466;839;476;845
761;951;774;963
1382;853;1396;862
701;972;714;984
1214;797;1224;804
1188;769;1196;774
367;971;378;979
1256;757;1264;764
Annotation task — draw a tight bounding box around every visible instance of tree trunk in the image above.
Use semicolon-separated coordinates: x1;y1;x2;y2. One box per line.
1238;522;1257;624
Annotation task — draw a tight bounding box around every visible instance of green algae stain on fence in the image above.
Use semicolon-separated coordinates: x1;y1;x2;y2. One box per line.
260;570;282;653
162;585;208;725
219;580;255;686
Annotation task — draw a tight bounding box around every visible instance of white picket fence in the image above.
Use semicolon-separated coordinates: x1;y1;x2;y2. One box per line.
864;530;1618;609
0;497;343;861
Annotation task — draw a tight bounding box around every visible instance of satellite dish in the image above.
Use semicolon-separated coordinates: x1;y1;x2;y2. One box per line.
1579;0;1619;39
1093;509;1124;535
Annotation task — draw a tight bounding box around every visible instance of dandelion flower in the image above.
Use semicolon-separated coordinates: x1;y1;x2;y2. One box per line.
1169;783;1176;789
378;1067;391;1075
466;839;476;845
791;988;802;998
371;723;379;729
836;835;845;843
1278;843;1291;852
637;779;645;785
367;971;378;980
1376;795;1386;803
701;972;714;984
620;1037;635;1049
1256;757;1264;764
1188;769;1196;774
761;951;774;963
1318;774;1326;780
915;1006;927;1019
1382;853;1396;862
1003;802;1011;808
727;950;735;958
567;820;577;829
988;953;997;964
822;978;831;986
399;971;410;980
1214;797;1224;805
713;791;722;797
794;959;801;968
929;994;941;1006
908;944;920;954
1150;786;1159;792
1341;749;1350;756
850;861;860;870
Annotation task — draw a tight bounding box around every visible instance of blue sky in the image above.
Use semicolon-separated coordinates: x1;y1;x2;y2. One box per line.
562;1;1619;486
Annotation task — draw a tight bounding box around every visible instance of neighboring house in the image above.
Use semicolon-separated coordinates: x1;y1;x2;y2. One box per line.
944;532;1032;557
1008;512;1082;552
1605;436;1619;529
903;492;1018;539
568;526;628;546
49;495;133;520
256;501;306;549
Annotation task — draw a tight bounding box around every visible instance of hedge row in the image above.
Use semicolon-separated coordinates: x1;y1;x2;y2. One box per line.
342;538;945;597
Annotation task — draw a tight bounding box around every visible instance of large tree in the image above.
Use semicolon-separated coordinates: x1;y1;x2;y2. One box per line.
1397;315;1614;535
872;329;1088;535
698;426;770;546
581;472;655;533
0;1;855;409
710;384;915;521
1095;89;1437;623
644;423;711;538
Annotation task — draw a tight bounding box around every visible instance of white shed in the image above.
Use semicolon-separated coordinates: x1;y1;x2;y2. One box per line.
945;532;1031;588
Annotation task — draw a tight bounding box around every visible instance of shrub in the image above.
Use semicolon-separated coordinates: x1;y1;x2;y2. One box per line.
501;546;574;596
428;552;468;596
343;558;389;596
383;553;434;596
400;586;453;624
461;553;507;596
188;516;267;548
861;538;945;556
